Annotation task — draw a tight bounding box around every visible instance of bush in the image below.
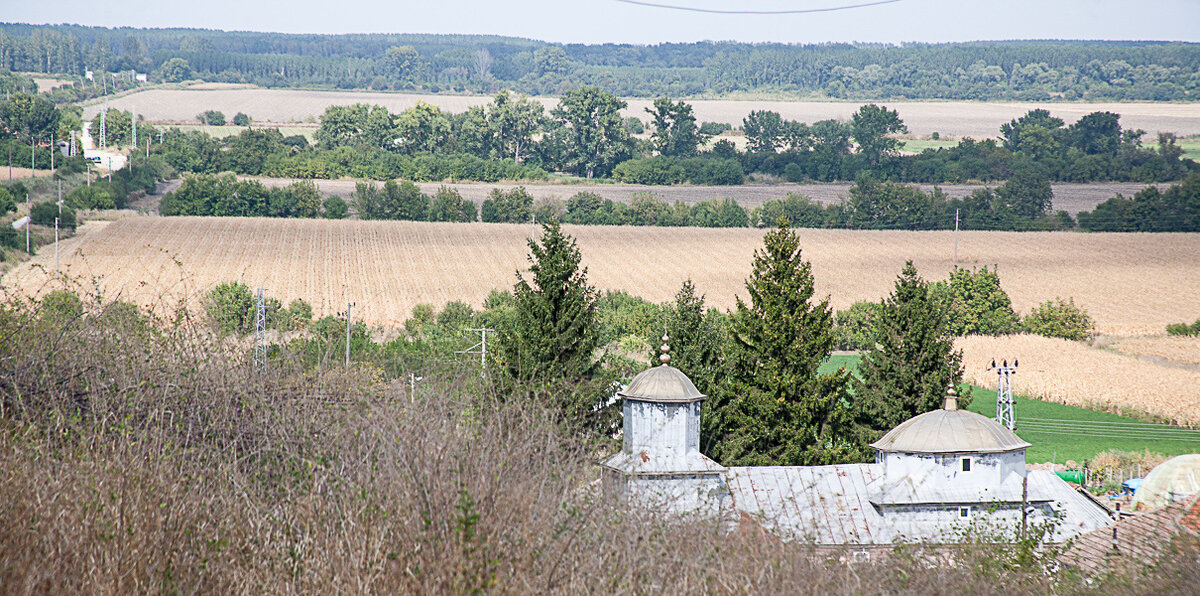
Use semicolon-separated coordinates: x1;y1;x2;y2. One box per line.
30;202;76;229
0;186;14;215
1166;318;1200;336
480;187;532;223
834;301;882;351
197;110;226;126
65;185;116;210
1023;297;1095;341
931;266;1020;336
232;112;251;126
205;281;254;335
322;195;348;219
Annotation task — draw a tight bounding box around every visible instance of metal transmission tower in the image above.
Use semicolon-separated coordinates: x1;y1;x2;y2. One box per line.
98;106;107;149
456;328;495;371
989;359;1019;430
253;288;267;369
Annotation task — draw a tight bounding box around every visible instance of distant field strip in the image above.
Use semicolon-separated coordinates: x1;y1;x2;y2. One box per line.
1109;335;1200;366
81;88;1200;137
957;335;1200;426
5;218;1198;338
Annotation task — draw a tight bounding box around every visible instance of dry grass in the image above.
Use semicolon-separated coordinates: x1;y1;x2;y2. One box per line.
81;88;1200;137
251;177;1155;216
4;218;1198;336
957;335;1200;425
2;291;1196;593
1108;335;1200;366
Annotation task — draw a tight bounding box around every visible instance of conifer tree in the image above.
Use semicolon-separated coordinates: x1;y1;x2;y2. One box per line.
499;222;608;432
710;219;861;466
854;261;965;431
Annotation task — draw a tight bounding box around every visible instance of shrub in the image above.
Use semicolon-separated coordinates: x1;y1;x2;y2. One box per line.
0;186;14;214
197;110;226;126
232;112;251;126
323;195;348;219
834;301;882;351
30;202;76;228
65;185;116;210
480;187;532;223
931;266;1020;336
1166;318;1200;336
1023;297;1095;341
205;281;254;335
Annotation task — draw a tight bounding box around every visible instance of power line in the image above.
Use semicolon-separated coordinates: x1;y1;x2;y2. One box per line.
612;0;902;15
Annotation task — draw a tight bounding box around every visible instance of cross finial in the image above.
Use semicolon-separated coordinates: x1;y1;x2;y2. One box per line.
944;384;958;411
659;334;671;365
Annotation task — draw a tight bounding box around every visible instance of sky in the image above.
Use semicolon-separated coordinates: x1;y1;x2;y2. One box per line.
7;0;1200;45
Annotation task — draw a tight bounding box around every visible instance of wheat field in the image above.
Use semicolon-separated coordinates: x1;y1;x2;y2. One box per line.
3;217;1198;337
957;335;1200;425
1109;335;1200;366
80;88;1200;137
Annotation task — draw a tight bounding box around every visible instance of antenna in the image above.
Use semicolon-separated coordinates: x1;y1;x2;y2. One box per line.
253;288;267;369
988;358;1018;430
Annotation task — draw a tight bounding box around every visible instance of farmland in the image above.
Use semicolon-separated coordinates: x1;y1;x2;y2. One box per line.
5;217;1199;338
957;334;1200;426
249;177;1156;216
1108;335;1200;367
81;87;1200;138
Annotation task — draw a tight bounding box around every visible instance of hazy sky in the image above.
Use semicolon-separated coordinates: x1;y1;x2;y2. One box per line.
9;0;1200;44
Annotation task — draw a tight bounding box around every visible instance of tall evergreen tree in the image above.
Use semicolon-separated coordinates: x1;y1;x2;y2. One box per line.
709;219;862;466
650;279;725;394
854;261;965;432
499;222;608;433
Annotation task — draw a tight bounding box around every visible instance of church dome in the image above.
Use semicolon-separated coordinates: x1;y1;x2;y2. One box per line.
619;365;705;403
870;392;1031;454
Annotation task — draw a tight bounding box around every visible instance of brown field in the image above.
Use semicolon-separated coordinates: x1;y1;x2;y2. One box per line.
957;335;1200;425
1108;335;1200;367
4;217;1198;338
250;177;1153;216
80;88;1200;137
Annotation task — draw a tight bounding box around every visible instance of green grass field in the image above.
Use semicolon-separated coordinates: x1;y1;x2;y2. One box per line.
899;139;960;154
166;124;317;140
821;354;1200;464
1176;140;1200;161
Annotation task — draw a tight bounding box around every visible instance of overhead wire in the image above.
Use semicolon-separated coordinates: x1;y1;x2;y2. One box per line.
612;0;903;15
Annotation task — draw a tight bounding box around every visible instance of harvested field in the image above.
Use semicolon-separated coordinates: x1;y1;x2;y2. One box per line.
250;177;1153;216
4;217;1198;338
1109;335;1200;367
957;335;1200;425
81;88;1200;138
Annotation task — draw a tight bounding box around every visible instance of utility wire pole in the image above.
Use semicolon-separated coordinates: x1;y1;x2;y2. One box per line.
989;358;1018;430
953;208;960;268
253;288;267;369
345;302;355;366
24;193;29;253
456;328;495;372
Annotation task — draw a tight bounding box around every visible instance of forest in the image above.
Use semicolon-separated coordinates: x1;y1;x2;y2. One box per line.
1;23;1198;100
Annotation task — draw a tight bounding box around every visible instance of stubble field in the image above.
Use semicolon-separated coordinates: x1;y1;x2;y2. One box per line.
81;88;1200;138
5;217;1198;339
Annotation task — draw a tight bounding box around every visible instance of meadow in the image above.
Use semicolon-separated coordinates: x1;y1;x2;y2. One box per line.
81;87;1200;138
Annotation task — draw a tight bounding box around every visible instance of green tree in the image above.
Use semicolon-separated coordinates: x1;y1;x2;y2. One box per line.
231;112;251;126
205;281;255;335
742;110;785;153
709;220;860;466
383;45;421;80
0;92;60;148
197;110;226;126
355;179;427;220
1000;109;1064;153
158;57;191;82
533;46;570;76
932;265;1021;336
1023;297;1094;341
499;223;607;433
550;86;632;178
853;262;965;431
653;280;728;451
395;101;450;154
851;104;907;166
427;186;478;222
315;104;369;149
323;195;348;219
480;186;533;223
1067;111;1121;155
488;89;544;163
646;97;705;157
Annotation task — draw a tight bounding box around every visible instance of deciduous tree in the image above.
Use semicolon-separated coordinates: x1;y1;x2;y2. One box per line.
550;86;632;178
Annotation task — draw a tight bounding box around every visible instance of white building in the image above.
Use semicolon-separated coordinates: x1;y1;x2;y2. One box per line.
604;344;1113;545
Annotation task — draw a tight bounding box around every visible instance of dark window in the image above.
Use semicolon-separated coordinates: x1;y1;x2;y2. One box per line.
959;507;971;518
962;458;972;472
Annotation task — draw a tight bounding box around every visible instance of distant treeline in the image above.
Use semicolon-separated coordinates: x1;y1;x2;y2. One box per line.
160;170;1200;233
2;23;1198;100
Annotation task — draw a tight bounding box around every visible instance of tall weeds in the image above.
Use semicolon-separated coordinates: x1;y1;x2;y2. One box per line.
0;290;1195;594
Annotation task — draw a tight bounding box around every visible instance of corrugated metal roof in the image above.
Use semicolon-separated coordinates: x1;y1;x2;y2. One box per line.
620;365;705;403
870;409;1031;454
726;465;894;545
602;449;725;475
1026;471;1115;541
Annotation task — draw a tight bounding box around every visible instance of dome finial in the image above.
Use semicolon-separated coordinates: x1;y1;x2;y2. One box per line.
659;334;671;365
944;384;958;411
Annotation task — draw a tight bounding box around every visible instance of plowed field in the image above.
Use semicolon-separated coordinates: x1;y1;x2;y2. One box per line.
4;218;1198;338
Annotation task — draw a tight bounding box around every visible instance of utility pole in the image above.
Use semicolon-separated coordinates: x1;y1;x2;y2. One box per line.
456;328;495;372
131;106;137;149
99;107;107;149
253;288;267;369
989;358;1018;430
50;132;54;171
953;208;960;268
54;217;59;272
345;302;355;366
25;193;30;253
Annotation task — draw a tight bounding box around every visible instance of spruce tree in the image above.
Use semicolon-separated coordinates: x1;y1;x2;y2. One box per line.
710;219;861;466
499;222;607;432
854;261;965;431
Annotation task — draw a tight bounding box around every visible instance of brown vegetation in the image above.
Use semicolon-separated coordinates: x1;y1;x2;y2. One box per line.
1109;335;1200;367
1;293;1196;593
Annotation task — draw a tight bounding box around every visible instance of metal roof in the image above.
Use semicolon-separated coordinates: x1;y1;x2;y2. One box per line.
619;365;705;403
726;464;894;545
868;470;1052;506
870;409;1031;454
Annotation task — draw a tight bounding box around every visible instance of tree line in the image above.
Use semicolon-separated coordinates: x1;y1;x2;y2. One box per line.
3;24;1197;100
